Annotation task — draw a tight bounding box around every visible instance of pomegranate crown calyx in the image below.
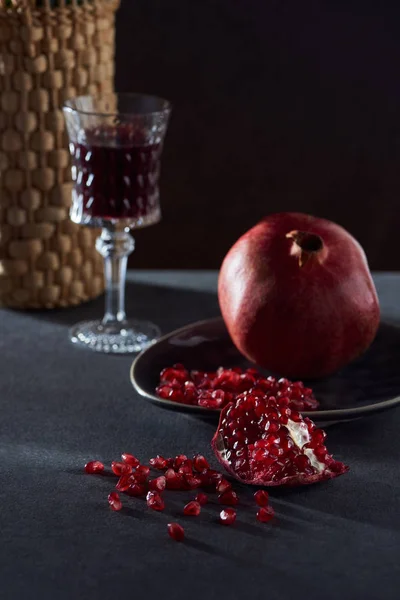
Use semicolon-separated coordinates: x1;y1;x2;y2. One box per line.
286;230;324;267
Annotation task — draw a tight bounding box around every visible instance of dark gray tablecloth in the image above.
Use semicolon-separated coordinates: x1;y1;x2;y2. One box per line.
1;271;399;600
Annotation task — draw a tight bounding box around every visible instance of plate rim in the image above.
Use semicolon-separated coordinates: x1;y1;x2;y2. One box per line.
130;317;400;420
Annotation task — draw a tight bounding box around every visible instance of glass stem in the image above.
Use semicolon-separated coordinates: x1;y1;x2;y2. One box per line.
96;227;135;326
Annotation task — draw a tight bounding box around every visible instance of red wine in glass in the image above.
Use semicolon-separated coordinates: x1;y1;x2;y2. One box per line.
70;125;162;225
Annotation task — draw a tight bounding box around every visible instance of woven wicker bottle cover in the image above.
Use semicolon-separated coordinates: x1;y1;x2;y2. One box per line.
0;0;120;308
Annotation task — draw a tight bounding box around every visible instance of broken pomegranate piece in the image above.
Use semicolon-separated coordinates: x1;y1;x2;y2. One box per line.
211;391;349;486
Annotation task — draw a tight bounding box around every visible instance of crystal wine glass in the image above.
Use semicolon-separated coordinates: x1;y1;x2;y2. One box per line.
63;93;171;353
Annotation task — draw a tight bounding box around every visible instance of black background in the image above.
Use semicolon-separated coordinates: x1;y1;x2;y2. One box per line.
115;0;400;270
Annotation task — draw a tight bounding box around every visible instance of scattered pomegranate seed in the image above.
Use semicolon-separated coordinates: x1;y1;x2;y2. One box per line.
146;491;165;511
193;454;210;472
132;471;148;483
178;463;193;475
216;478;232;494
121;453;140;468
149;455;168;470
125;483;146;497
149;476;166;492
111;461;132;476
156;366;320;411
184;474;202;489
195;492;208;505
206;469;223;483
165;468;184;490
84;460;104;474
116;474;132;492
174;454;188;469
218;489;239;506
220;508;236;525
254;490;269;507
108;492;122;511
85;448;281;539
183;501;201;516
168;522;185;542
256;506;275;523
199;468;222;488
136;465;150;478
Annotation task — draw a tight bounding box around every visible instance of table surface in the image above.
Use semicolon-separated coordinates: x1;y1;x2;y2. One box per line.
1;271;400;600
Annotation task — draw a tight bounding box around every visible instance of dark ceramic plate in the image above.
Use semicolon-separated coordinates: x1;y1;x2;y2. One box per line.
130;317;400;422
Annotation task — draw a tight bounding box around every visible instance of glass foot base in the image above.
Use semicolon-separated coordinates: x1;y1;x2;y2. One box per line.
69;319;161;354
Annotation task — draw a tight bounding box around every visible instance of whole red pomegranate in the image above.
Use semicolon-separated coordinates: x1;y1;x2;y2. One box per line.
218;212;380;379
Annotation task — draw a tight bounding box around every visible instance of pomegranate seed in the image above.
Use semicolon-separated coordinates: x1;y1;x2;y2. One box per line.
178;463;193;475
314;445;328;461
84;460;104;474
121;453;140;468
195;492;208;505
216;478;232;494
311;429;326;446
169;389;185;403
198;391;225;409
133;471;148;483
206;469;223;483
220;508;236;525
149;476;166;492
256;506;275;523
149;455;168;470
193;454;210;471
174;454;188;469
165;468;184;490
294;454;311;470
160;367;188;384
183;501;201;516
125;483;146;497
254;490;269;507
218;490;239;506
184;475;202;489
111;461;132;476
116;474;132;492
108;492;122;511
146;491;165;511
135;465;150;478
168;522;185;542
